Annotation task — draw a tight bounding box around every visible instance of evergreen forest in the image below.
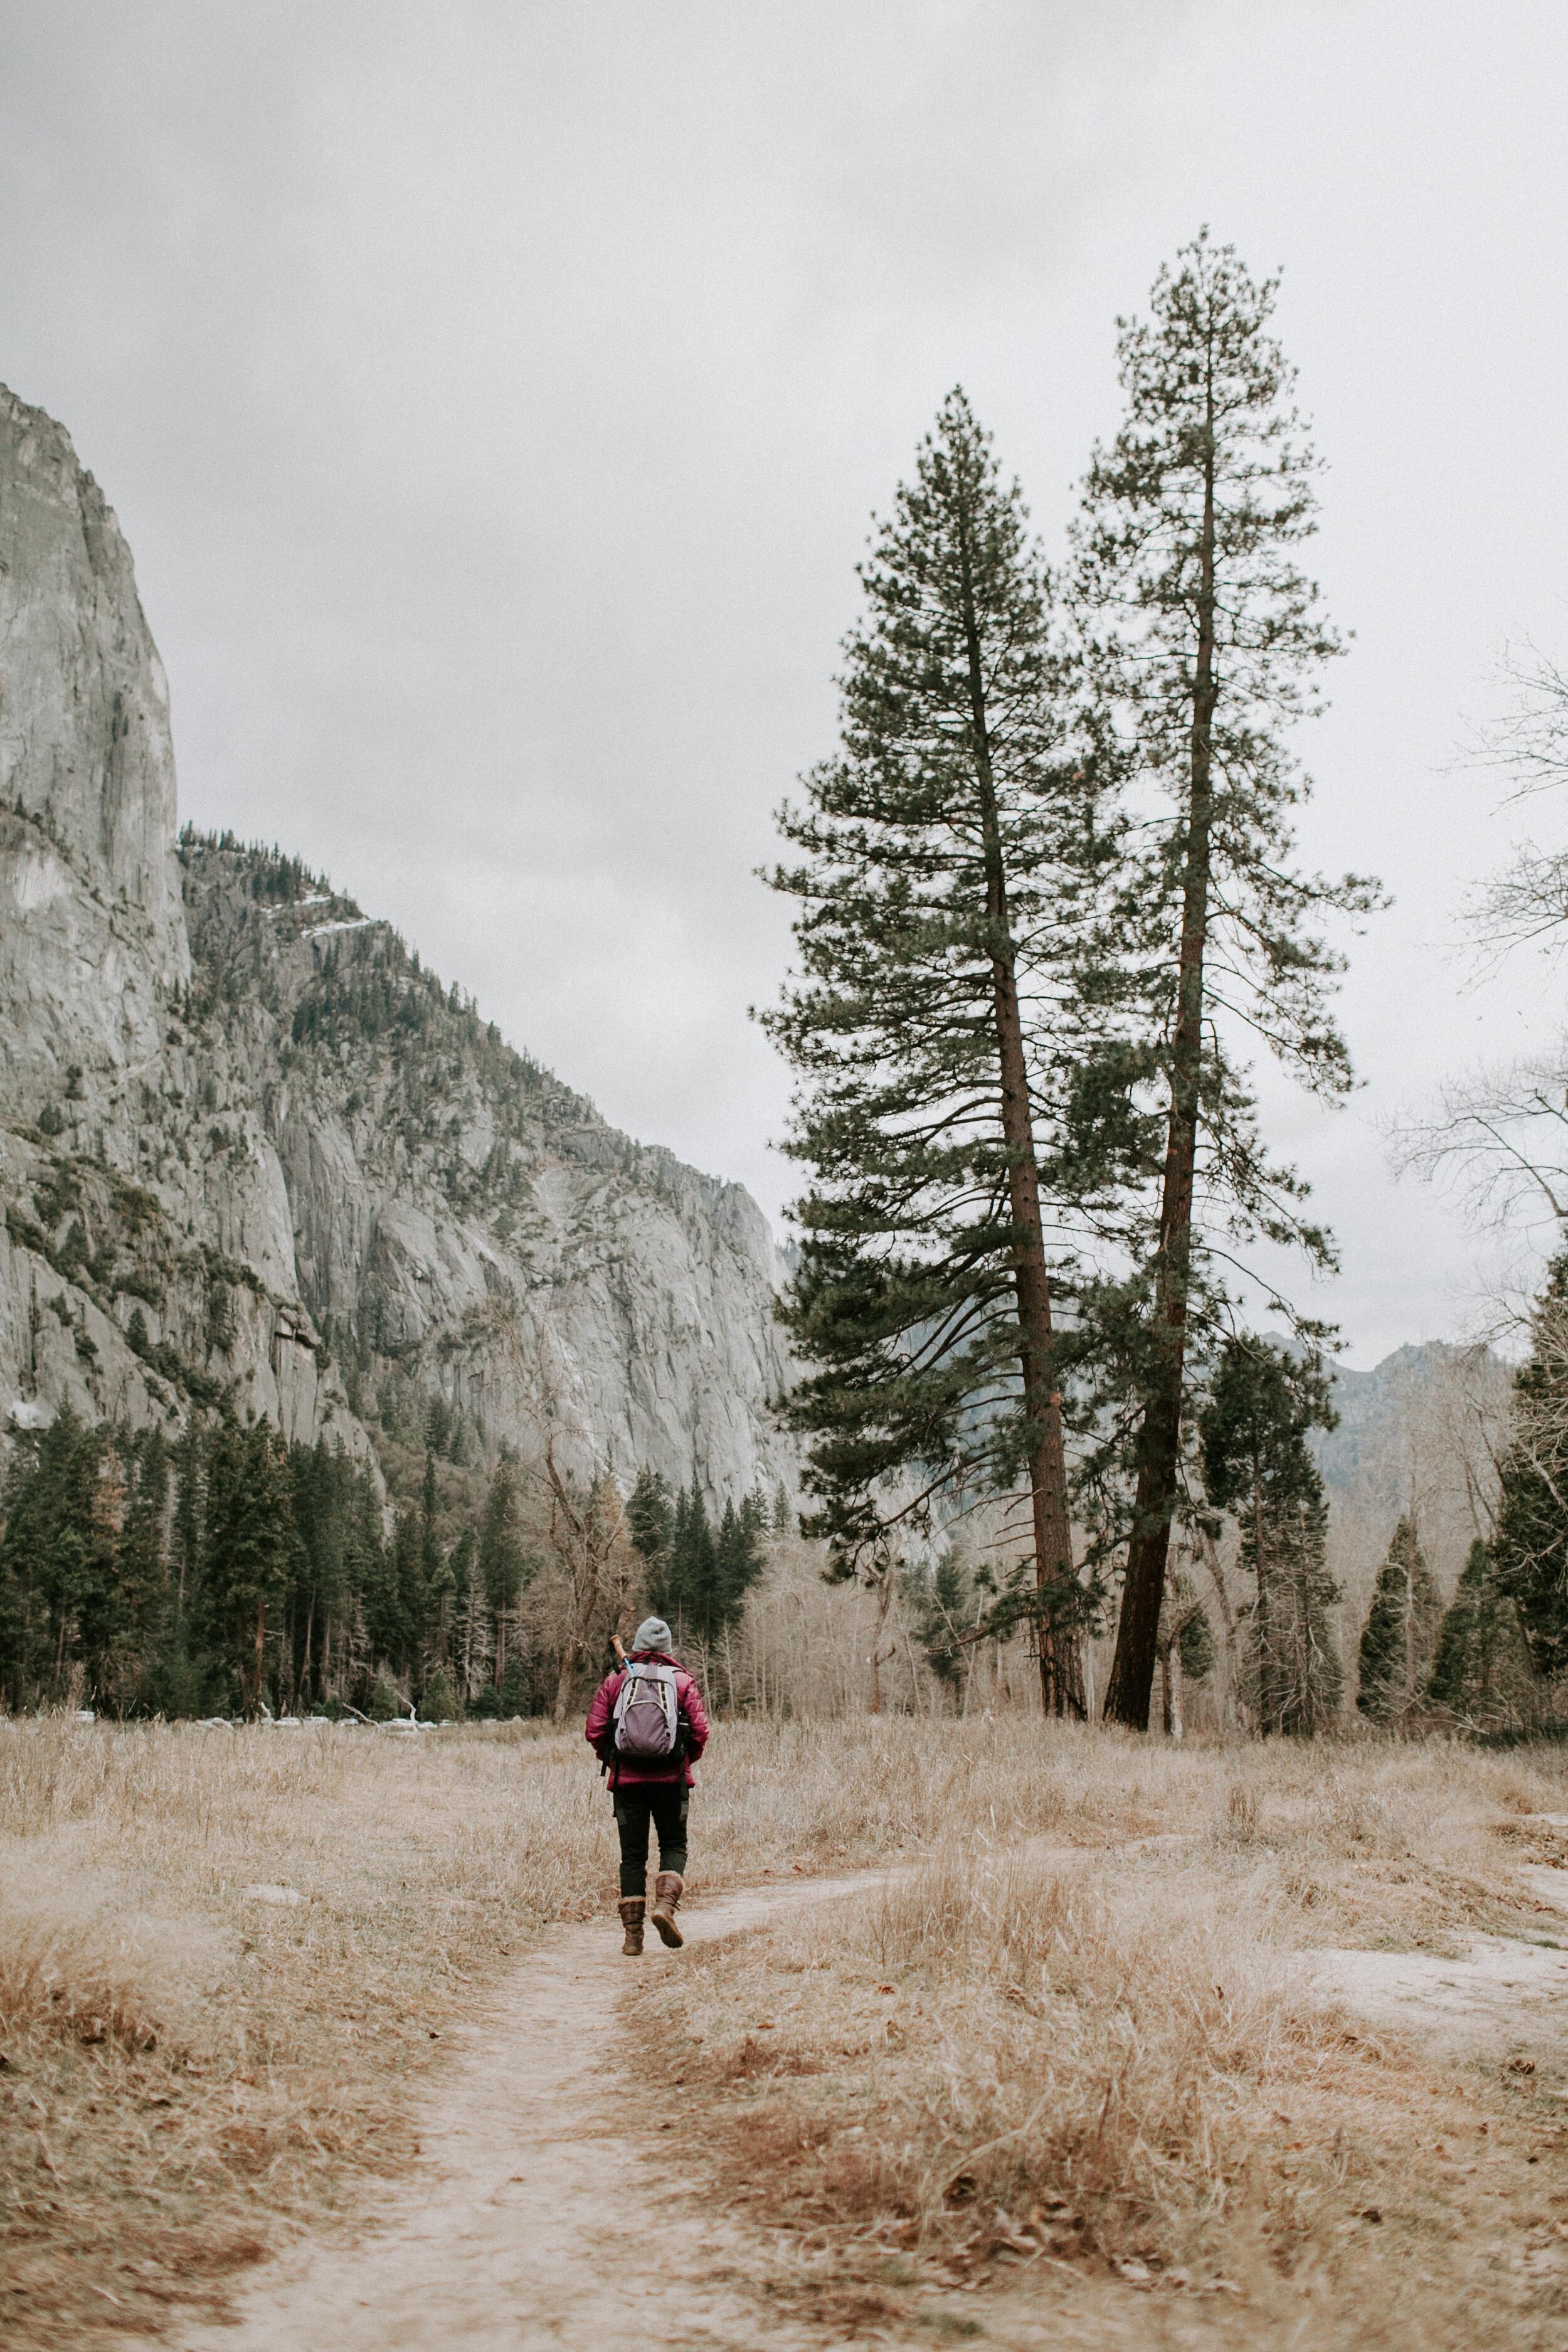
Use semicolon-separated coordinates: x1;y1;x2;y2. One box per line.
0;1401;775;1724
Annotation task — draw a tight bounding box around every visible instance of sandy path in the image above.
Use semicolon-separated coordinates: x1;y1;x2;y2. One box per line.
1311;1838;1568;2055
1312;1933;1568;2048
151;1836;1568;2352
166;1870;894;2352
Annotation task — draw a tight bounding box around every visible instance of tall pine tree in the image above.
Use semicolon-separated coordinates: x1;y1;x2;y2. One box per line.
1429;1538;1532;1725
1199;1337;1342;1734
286;1439;359;1710
0;1408;84;1705
196;1417;296;1717
627;1466;674;1592
659;1481;718;1641
906;1547;976;1702
478;1456;527;1685
105;1428;169;1713
712;1495;766;1631
1489;1252;1568;1677
764;389;1104;1714
1078;234;1378;1729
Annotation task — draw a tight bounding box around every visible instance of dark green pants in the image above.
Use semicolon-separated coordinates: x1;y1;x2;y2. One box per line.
613;1784;689;1897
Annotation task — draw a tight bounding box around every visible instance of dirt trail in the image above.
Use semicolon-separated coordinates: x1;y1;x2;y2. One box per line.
1312;1934;1568;2048
1312;1834;1568;2057
149;1838;1568;2352
147;1841;1177;2352
162;1871;894;2352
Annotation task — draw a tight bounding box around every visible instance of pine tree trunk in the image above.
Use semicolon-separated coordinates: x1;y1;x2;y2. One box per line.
252;1599;267;1719
956;500;1083;1720
300;1593;315;1714
1104;420;1217;1732
1253;1479;1273;1734
1293;1531;1312;1733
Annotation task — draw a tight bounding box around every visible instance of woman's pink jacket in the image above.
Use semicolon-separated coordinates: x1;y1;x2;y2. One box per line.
583;1651;709;1789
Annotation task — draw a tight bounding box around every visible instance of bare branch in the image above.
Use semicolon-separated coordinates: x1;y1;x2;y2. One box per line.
1464;638;1568;806
1454;638;1568;958
482;1296;637;1720
1471;846;1568;956
1389;1054;1568;1232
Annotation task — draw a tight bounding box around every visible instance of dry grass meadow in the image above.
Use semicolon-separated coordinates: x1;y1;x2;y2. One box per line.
645;1731;1568;2349
6;1718;1568;2346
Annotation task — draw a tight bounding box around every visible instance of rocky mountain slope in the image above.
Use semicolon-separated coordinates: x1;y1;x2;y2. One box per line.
0;384;795;1501
1315;1342;1508;1502
1310;1338;1515;1620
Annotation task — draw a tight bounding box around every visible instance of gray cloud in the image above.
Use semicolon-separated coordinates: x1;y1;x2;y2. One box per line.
1;0;1564;1364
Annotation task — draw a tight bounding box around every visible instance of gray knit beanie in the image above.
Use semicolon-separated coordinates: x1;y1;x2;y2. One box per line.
633;1615;673;1655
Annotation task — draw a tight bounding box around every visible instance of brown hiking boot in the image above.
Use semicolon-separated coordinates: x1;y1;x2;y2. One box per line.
618;1897;645;1956
651;1872;684;1948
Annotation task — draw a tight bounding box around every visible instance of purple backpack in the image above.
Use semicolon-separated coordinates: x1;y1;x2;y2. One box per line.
612;1661;680;1759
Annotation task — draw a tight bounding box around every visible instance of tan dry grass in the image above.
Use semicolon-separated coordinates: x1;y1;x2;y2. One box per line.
0;1710;1143;2341
0;1717;612;2341
640;1727;1568;2348
9;1714;1568;2346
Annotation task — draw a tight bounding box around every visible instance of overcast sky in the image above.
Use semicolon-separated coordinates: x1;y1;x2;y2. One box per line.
3;1;1565;1365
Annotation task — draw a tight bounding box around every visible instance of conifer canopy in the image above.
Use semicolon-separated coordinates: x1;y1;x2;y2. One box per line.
1357;1517;1440;1725
1199;1335;1342;1734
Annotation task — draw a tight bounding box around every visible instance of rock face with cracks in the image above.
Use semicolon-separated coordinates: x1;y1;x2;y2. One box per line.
0;383;795;1498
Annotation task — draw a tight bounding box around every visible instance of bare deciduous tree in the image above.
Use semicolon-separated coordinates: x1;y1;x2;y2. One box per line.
1394;1059;1568;1232
531;1430;638;1723
485;1299;642;1720
1396;640;1568;1234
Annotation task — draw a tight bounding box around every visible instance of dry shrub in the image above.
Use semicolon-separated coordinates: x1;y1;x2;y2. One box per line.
645;1846;1355;2277
644;1738;1568;2347
1199;1743;1568;1952
0;1841;223;2057
696;1714;1204;1880
0;1717;618;2346
854;1851;1306;2244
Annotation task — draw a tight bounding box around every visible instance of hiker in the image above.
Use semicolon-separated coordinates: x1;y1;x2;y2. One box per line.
584;1614;709;1957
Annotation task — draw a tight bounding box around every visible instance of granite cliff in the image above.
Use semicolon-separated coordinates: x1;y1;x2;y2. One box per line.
0;386;795;1502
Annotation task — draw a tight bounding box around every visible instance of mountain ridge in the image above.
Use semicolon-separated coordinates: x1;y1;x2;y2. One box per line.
0;384;795;1506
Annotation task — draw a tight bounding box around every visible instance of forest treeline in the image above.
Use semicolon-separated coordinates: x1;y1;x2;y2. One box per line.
0;1404;780;1722
3;1307;1567;1729
1344;1255;1568;1735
